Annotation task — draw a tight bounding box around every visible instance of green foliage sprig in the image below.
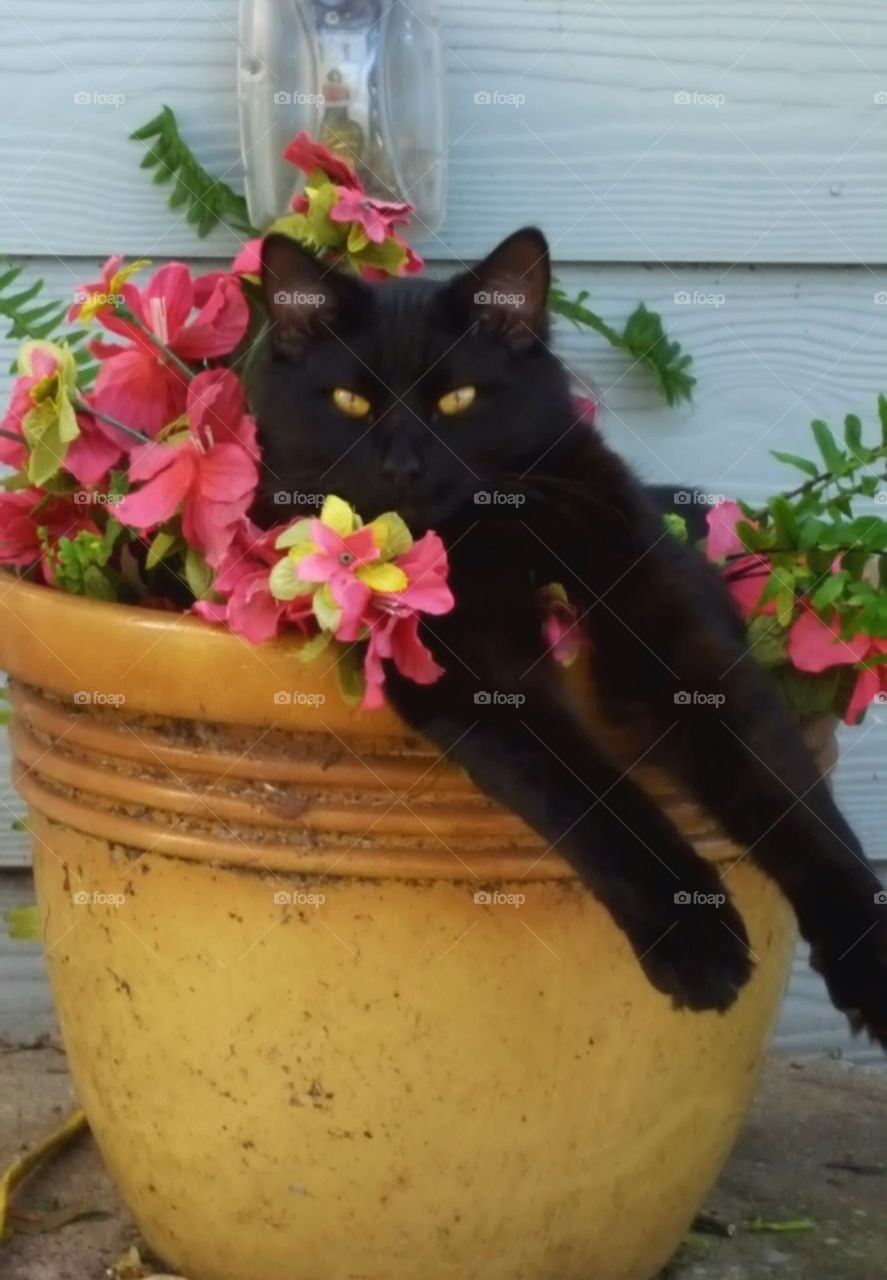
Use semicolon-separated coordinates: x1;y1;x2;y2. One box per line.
0;264;94;379
131;106;258;239
550;286;696;407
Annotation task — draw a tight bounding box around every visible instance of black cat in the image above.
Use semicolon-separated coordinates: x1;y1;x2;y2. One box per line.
254;227;887;1046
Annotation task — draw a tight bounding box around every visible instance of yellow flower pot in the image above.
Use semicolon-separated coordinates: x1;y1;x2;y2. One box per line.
0;572;801;1280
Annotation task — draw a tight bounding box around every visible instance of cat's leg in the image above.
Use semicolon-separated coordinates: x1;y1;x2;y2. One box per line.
589;549;887;1046
385;661;754;1013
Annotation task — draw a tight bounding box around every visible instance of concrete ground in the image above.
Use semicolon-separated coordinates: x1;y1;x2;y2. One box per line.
0;1045;885;1280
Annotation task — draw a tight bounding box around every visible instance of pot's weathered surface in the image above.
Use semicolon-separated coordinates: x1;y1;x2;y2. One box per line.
0;574;798;1280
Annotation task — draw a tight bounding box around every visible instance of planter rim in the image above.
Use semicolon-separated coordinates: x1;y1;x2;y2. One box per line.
0;569;405;734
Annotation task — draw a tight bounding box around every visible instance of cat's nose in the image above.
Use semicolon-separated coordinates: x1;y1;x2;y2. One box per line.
381;439;423;483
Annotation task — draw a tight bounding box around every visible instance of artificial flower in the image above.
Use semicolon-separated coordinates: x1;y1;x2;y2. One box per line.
788;607;887;725
194;519;314;644
68;255;150;325
284;132;362;188
12;341;82;486
116;369;259;567
90;264;250;436
329;189;413;246
0;489;97;580
706;499;773;619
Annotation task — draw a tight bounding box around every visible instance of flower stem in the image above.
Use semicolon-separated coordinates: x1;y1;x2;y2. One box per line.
115;305;195;381
0;428;21;443
74;400;151;445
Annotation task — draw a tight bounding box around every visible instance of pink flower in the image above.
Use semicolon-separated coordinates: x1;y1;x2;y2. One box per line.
62;393;132;487
0;490;96;581
116;369;259;567
359;237;424;281
232;238;263;275
194;519;314;643
788;607;887;725
573;394;597;427
283;132;361;187
541;584;584;666
360;532;454;708
706;500;773;619
297;519;385;638
91;264;249;437
329;188;414;245
0;345;67;471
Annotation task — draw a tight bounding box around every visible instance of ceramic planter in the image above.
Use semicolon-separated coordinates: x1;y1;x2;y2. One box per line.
0;571;802;1280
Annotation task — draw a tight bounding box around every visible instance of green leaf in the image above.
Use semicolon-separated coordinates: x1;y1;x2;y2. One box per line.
549;286;696;407
334;645;365;707
746;614;789;668
811;572;848;612
146;527;182;570
663;512;688;541
843;413;863;456
768;496;799;548
295;631;332;664
878;394;887;446
771;450;819;478
811;419;847;475
5;905;40;942
130;106;257;239
183;546;214;600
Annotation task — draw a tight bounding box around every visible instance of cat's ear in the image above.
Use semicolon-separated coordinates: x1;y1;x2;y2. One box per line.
453;227;550;349
261;234;360;356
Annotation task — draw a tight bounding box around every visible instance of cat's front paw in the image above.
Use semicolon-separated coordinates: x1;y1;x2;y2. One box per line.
808;891;887;1049
635;882;754;1014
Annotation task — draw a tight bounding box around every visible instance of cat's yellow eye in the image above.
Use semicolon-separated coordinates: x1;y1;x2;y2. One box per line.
332;388;371;418
437;386;476;417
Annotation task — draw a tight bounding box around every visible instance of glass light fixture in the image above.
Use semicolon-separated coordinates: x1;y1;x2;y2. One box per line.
238;0;447;233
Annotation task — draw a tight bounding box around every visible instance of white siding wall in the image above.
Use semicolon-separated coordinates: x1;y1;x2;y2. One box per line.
0;1;884;1058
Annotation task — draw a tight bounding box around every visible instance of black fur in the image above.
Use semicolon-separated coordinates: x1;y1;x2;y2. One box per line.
254;229;887;1043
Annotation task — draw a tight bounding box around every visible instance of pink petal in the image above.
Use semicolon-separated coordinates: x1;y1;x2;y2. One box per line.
195;443;259;505
95;349;188;437
844;667;881;725
143;263;195;339
173;275;249;360
64;421;125;486
231;239;263;275
788;609;870;674
706;500;747;562
116;451;196;530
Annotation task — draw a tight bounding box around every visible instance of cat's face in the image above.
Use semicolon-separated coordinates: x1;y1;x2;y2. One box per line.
253;228;576;532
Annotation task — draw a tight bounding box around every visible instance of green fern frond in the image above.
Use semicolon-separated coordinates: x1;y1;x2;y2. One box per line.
0;263;95;380
131;106;258;239
550;286;696;408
